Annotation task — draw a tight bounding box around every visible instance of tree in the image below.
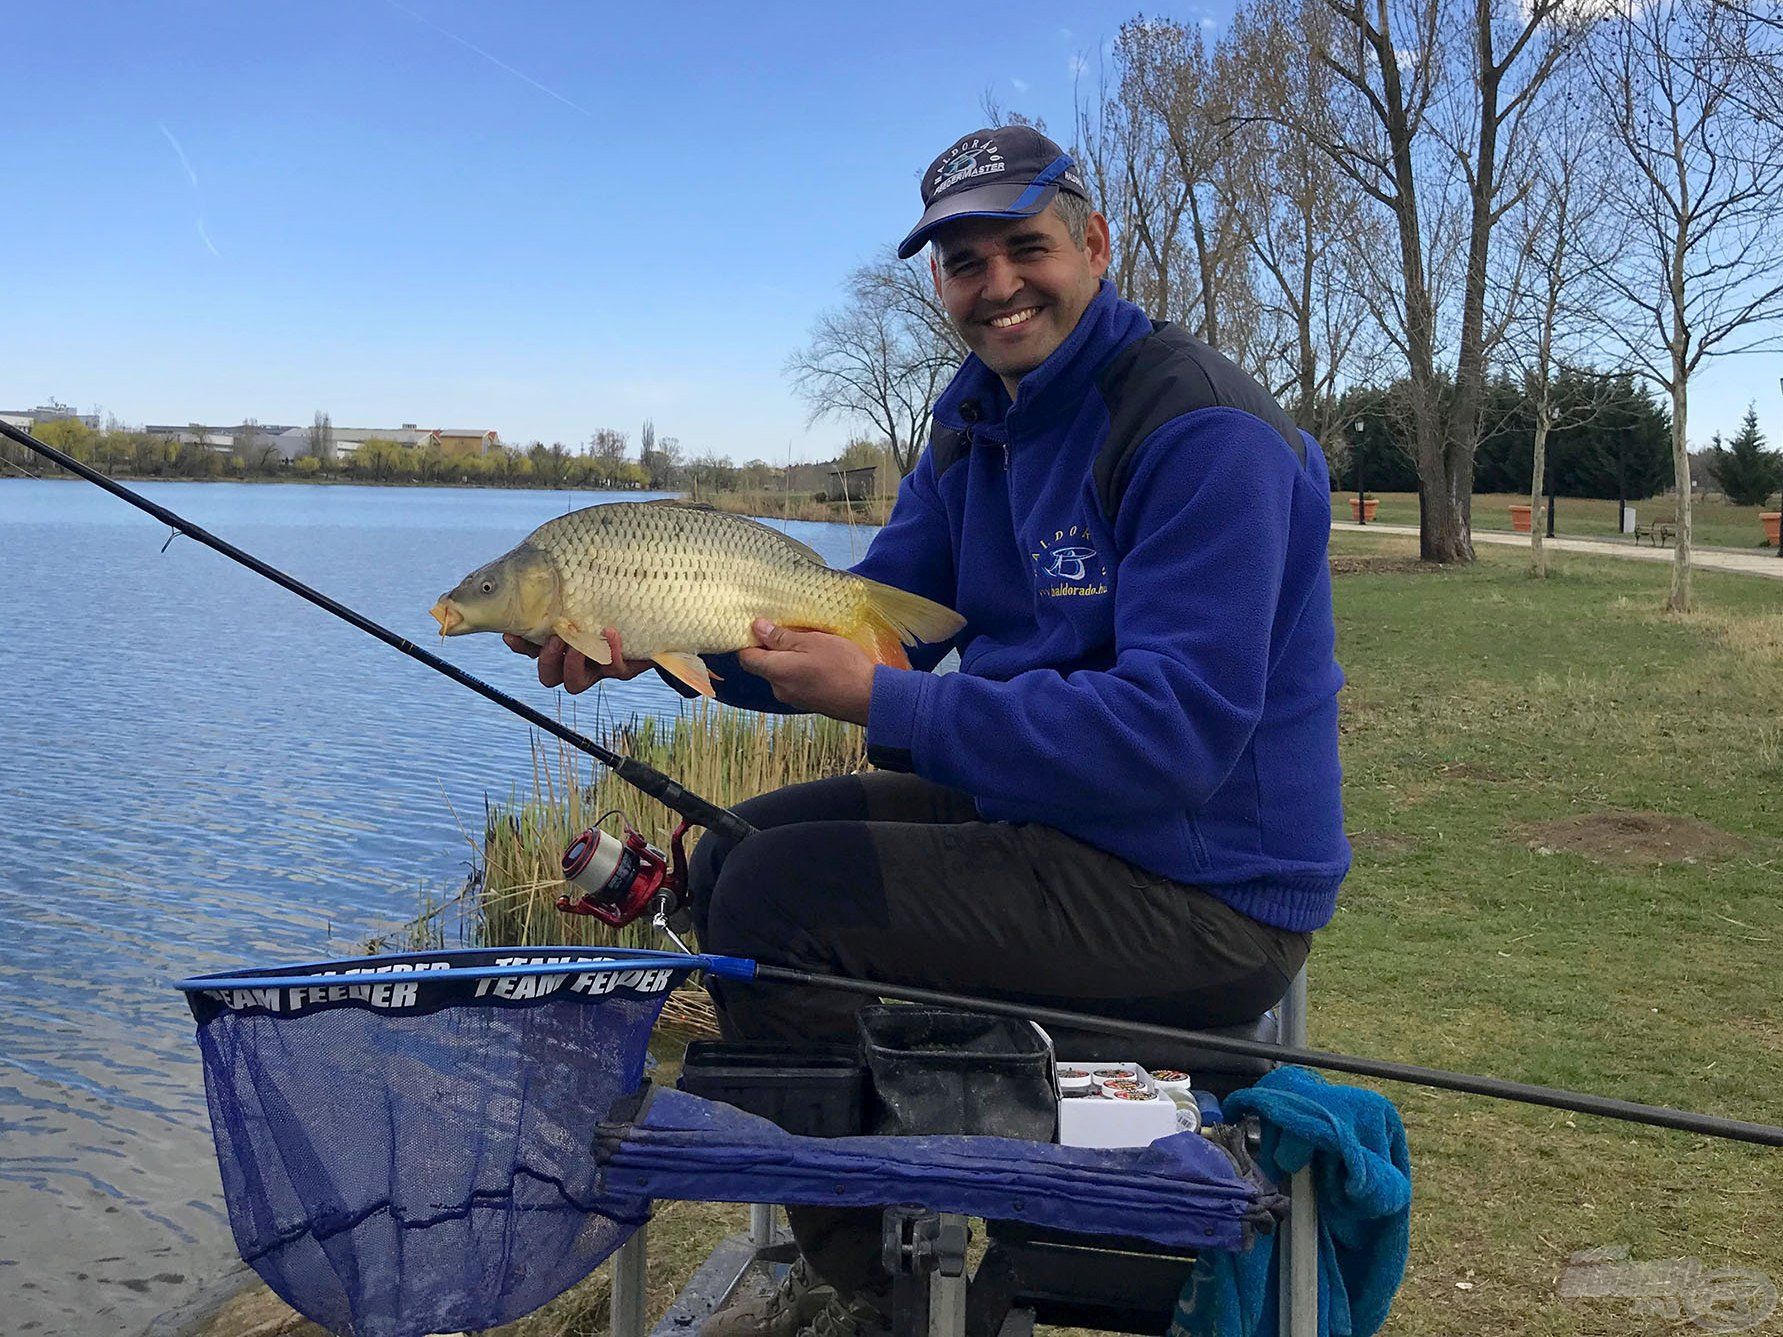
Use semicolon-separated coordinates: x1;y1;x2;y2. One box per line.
306;411;335;464
1291;0;1578;563
1221;0;1382;442
233;419;280;472
1442;0;1580;556
786;252;963;476
587;428;628;464
1494;73;1618;576
1293;1;1458;560
1584;0;1783;609
640;435;682;489
1709;407;1781;507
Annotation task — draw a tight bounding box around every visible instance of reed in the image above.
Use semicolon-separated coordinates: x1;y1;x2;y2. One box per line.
409;704;868;952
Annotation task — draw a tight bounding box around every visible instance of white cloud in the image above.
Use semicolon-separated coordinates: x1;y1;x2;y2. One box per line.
1011;76;1030;91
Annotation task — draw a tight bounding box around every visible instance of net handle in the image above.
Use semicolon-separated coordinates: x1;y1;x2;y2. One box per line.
176;952;759;992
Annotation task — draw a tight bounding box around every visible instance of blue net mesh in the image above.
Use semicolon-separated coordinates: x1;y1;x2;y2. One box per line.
178;948;707;1337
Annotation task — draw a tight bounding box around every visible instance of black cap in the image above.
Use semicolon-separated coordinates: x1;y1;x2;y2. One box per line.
896;125;1090;260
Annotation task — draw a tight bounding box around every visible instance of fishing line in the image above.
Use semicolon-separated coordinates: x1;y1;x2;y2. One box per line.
0;419;753;843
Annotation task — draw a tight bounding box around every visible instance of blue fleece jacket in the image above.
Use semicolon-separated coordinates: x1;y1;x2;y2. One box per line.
699;280;1348;932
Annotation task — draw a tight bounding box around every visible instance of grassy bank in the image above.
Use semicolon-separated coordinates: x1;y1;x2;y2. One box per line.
207;537;1783;1337
697;489;894;527
1338;488;1778;550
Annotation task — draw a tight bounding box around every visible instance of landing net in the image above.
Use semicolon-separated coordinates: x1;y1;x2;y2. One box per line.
177;947;726;1337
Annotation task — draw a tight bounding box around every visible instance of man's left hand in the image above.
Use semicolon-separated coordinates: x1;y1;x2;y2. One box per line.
737;619;875;725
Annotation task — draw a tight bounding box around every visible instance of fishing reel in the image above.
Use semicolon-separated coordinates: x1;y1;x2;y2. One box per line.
557;818;692;929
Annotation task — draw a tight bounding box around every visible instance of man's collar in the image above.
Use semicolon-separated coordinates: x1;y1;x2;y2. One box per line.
933;280;1139;430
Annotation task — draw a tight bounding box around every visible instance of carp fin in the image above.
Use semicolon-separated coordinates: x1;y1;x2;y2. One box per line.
851;579;967;667
551;621;613;665
652;651;720;698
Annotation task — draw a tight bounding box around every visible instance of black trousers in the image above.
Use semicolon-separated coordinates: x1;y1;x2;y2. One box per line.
689;772;1312;1299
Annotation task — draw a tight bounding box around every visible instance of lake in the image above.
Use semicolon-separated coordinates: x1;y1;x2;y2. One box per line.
0;480;879;1335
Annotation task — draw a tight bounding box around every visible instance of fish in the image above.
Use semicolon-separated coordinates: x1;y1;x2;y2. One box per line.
428;501;965;697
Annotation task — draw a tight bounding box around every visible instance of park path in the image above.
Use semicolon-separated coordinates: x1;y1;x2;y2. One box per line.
1331;520;1783;582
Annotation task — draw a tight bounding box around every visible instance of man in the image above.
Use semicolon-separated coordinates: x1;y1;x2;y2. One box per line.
512;125;1348;1337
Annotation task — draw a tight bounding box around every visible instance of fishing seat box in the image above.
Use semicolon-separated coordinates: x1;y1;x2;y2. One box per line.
676;1041;865;1137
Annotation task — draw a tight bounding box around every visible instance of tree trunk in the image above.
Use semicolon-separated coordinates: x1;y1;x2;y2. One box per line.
1449;0;1502;570
1669;378;1693;611
1529;414;1549;577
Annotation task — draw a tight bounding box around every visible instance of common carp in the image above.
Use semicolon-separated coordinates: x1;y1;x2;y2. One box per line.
429;501;965;697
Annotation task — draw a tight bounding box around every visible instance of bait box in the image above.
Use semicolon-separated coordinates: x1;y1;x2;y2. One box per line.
1056;1060;1179;1149
677;1041;864;1137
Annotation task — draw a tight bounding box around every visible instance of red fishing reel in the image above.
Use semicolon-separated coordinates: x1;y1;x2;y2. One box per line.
557;818;692;927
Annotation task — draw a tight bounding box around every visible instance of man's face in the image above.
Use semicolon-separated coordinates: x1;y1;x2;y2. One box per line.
929;203;1111;390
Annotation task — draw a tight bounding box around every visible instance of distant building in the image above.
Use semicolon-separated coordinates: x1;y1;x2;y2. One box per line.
824;463;888;501
0;400;100;430
143;420;503;462
435;429;499;457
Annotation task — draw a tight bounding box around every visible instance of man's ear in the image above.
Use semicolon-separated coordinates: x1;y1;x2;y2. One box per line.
1085;212;1112;278
929;251;943;301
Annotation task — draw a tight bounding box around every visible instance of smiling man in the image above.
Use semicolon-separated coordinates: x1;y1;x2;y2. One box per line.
515;125;1349;1337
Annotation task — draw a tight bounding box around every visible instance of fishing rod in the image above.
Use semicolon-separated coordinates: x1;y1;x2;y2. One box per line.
17;421;1778;1150
0;419;753;844
749;963;1783;1149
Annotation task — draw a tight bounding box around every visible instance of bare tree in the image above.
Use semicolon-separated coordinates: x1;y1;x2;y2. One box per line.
786;253;963;476
233;418;279;472
1073;18;1259;349
1221;0;1383;444
1584;0;1783;611
1295;0;1464;559
1441;0;1581;546
306;411;335;464
1496;81;1618;577
586;428;628;464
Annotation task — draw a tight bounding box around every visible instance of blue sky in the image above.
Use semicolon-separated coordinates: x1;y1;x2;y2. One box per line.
4;1;1775;461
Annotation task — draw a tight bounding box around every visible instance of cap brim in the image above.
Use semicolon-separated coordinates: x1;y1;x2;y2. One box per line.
895;180;1062;260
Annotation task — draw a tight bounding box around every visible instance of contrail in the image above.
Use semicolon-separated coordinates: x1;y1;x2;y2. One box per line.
384;0;590;116
157;123;199;189
157;122;220;257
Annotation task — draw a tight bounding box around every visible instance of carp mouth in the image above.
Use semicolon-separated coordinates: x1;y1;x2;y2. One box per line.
429;600;464;636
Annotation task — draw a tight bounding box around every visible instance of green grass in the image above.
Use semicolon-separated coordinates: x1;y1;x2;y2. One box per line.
1314;535;1783;1333
1337;489;1780;551
212;539;1783;1337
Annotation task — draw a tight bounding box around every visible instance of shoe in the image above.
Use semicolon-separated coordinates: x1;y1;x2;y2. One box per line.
795;1292;893;1337
702;1256;834;1337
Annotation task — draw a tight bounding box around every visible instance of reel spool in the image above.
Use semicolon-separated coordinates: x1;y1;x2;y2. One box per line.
558;819;691;927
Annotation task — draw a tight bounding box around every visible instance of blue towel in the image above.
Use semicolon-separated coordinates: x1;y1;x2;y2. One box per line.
1171;1066;1411;1337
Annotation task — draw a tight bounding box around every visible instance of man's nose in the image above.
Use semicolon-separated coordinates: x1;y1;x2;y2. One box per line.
982;254;1022;304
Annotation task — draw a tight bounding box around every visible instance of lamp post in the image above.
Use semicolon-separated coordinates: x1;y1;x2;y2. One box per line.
1353;418;1367;525
1546;446;1557;539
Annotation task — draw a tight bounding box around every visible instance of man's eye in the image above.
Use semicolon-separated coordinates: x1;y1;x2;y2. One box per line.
949;261;983;277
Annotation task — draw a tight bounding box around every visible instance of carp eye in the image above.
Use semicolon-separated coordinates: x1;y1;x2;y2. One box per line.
480;580;494;593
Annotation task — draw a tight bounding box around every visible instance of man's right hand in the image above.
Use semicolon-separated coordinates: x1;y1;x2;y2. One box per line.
504;628;655;695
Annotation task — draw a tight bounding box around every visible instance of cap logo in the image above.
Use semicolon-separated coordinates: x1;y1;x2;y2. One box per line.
933;137;1006;193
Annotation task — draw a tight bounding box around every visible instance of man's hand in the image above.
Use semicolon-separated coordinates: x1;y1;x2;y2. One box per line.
737;619;876;724
504;627;653;695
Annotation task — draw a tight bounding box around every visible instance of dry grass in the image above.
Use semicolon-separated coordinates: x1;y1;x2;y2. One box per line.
406;705;868;952
700;490;894;526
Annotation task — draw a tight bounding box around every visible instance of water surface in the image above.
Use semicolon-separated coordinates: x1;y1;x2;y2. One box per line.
0;480;875;1334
